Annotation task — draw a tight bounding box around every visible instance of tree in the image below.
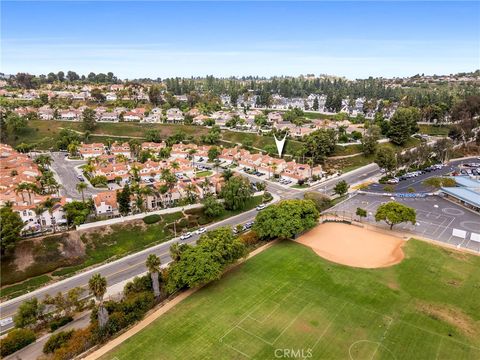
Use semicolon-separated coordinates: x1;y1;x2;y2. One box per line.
145;129;162;143
361;125;381;156
303;129;337;163
202;195;224;218
375;202;416;230
42;197;60;233
76;182;87;202
14;298;44;328
148;85;163;106
312;97;319;111
303;192;331;212
82;108;96;132
253;199;319;240
333;180;349;196
208;146;220;162
145;254;162;299
388;107;420;146
375;147;397;174
88;273;108;329
117;184;131;216
169;242;190;262
221;168;234;181
197;227;246;266
220;176;253;211
0;204;24;254
356;207;367;221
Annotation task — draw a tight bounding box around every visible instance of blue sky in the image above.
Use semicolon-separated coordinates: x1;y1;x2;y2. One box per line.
2;1;479;79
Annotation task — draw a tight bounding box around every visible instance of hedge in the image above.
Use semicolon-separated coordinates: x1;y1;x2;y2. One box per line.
143;214;161;224
0;328;36;357
49;315;73;332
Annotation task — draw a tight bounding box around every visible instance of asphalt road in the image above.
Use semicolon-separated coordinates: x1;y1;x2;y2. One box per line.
49;152;102;200
0;162;382;332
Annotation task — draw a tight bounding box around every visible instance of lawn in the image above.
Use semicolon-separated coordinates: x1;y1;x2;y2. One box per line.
418;124;451;136
221;131;304;156
102;238;480;360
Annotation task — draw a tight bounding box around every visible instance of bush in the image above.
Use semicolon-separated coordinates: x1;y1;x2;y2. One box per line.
240;231;260;246
52;325;94;360
0;328;36;357
423;177;456;188
123;275;152;297
49;316;74;332
383;185;395;192
143;214;161;224
304;192;332;212
378;175;392;184
263;191;273;203
43;330;74;354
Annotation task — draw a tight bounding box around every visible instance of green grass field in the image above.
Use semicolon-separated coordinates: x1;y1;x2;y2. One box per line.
102;238;480;360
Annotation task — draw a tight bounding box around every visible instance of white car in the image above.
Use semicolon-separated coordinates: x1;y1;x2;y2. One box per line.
180;232;192;240
387;178;399;184
195;227;206;235
256;204;267;211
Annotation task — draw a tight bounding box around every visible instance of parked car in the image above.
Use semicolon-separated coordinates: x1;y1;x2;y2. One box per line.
77;175;85;182
387;178;399;184
256;204;267;211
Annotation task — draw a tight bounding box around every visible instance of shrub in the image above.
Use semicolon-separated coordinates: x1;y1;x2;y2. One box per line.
383;185;395;192
52;325;94;360
407;187;416;193
49;316;74;332
423;177;456;188
378;175;392;184
263;191;273;203
143;214;161;224
43;330;74;354
240;231;260;246
123;275;152;297
0;328;36;357
304;192;332;212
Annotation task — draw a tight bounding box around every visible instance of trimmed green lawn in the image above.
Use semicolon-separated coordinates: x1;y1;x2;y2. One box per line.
0;275;52;299
195;170;213;178
102;238;480;360
418;124;451;136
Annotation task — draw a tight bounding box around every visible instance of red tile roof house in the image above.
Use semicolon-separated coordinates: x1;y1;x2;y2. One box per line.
257;156;287;177
141;142;167;153
218;146;241;164
110;142;131;159
92;190;119;217
138;160;169;181
79;143;106;159
170;158;195;176
93;163;130;183
170;143;196;159
165;108;184;123
281;161;323;183
238;153;263;171
59;109;81;121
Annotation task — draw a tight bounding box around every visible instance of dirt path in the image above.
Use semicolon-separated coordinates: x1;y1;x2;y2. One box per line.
296;222;405;269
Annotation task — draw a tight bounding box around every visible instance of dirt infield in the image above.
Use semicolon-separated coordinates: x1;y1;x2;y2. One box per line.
296;222;405;268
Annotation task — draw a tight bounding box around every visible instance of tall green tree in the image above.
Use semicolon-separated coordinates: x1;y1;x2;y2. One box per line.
82;108;97;132
88;274;108;329
388;107;421;145
375;202;416;230
117;184;131;216
375;147;397;174
0;204;24;255
333;180;349;196
303;129;337;163
220;176;253;211
145;254;162;299
253;199;319;240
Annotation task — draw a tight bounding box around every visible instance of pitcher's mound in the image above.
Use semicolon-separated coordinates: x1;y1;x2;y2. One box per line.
296;222;405;269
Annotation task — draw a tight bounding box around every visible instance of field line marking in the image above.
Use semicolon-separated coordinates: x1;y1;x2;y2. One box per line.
224;342;252;359
370;317;394;360
311;302;348;351
236;324;273;345
435;338;442;360
248;302;280;324
271;302;309;345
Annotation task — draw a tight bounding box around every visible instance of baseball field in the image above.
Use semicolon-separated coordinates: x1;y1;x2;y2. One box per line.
101;228;480;360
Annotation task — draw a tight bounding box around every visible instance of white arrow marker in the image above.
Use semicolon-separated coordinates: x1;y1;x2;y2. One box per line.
274;134;287;158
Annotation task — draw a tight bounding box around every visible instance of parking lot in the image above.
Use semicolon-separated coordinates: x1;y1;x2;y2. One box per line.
50;152;102;199
329;193;480;253
366;157;477;193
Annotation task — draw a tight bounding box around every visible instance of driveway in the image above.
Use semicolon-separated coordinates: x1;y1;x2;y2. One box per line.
50;152;103;200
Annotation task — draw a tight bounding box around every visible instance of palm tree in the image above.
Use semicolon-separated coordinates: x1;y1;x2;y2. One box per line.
169;243;183;262
67;142;79;158
88;274;108;329
42;197;60;233
145;254;161;299
115;154;128;165
14;182;29;203
184;184;197;204
222;168;233;181
140;186;154;211
188;149;197;167
171;161;180;172
76;182;88;202
307;158;314;179
34;154;52;170
15;182;38;205
34;204;45;234
270;163;278;180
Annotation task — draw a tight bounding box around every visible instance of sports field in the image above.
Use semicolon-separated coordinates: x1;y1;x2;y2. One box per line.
102;238;480;360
